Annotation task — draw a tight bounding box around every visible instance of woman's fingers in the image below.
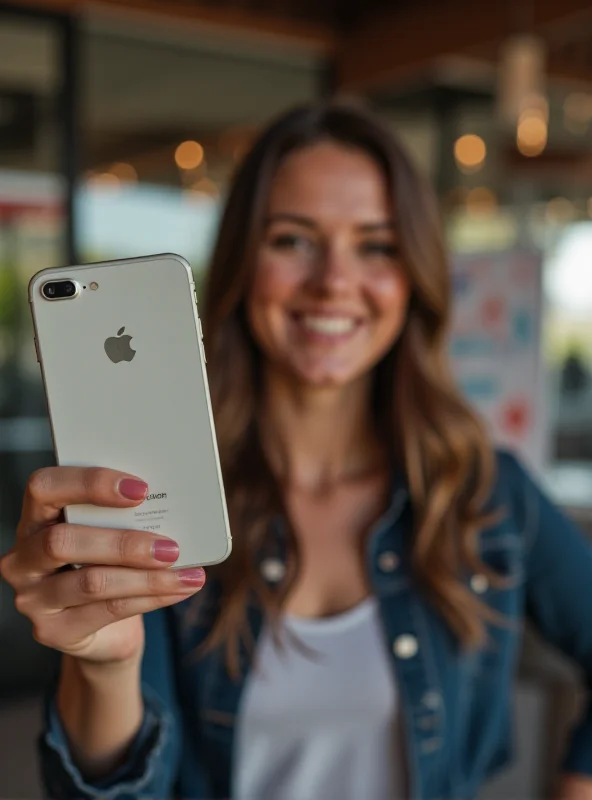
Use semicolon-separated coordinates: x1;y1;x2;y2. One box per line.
18;466;148;539
13;565;206;652
1;465;206;664
37;564;205;610
5;523;180;581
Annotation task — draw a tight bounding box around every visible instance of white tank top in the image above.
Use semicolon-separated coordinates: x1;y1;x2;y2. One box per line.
233;596;406;800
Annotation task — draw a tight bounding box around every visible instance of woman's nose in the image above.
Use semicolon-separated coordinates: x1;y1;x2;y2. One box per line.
308;244;354;295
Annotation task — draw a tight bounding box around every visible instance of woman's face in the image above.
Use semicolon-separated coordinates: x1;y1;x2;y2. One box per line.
247;140;411;388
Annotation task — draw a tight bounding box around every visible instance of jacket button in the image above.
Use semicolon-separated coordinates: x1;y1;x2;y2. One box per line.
378;551;399;572
470;574;489;594
422;690;442;710
393;634;419;659
260;558;286;583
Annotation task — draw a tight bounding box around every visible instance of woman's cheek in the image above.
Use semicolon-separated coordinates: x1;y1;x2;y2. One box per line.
251;257;305;304
366;268;410;311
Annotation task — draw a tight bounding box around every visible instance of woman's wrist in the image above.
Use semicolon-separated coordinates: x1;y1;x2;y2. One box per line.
558;774;592;799
73;651;143;686
57;654;145;780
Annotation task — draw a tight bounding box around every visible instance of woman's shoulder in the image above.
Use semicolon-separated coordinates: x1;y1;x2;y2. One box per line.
485;448;544;544
486;447;575;558
491;447;538;497
493;447;528;481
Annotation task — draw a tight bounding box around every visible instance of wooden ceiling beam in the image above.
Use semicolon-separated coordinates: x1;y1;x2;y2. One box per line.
8;0;592;91
336;0;592;92
7;0;336;53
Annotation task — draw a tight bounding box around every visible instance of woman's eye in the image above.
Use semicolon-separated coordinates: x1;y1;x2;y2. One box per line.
270;234;300;249
360;242;399;259
269;233;315;254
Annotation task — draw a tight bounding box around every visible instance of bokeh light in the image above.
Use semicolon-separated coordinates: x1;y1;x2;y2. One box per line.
454;134;486;173
175;140;204;170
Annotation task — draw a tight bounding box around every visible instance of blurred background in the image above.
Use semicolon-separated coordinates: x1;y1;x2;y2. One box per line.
0;0;591;796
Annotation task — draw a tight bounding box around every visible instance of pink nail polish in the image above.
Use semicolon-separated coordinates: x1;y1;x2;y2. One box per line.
152;540;180;563
178;568;206;586
119;479;148;501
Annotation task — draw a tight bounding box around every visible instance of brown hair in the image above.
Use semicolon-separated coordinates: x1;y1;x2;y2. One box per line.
202;101;498;676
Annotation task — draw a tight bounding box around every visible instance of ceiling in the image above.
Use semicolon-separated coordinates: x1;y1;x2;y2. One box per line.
165;0;397;31
2;0;592;185
91;1;592;98
8;0;592;90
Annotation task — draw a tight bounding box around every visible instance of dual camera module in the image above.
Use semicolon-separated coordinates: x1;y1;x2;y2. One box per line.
41;280;78;300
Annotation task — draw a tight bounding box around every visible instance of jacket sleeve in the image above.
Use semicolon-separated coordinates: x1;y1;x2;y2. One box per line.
38;607;182;799
504;452;592;776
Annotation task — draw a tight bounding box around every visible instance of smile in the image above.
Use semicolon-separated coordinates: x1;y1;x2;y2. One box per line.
302;316;357;335
291;313;363;342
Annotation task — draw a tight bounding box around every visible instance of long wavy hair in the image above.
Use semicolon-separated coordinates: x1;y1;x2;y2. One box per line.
202;101;498;676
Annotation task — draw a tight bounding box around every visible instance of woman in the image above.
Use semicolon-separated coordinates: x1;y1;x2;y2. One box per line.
2;102;592;800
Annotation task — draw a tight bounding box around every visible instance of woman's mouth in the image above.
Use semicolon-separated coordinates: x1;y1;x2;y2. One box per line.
291;313;362;343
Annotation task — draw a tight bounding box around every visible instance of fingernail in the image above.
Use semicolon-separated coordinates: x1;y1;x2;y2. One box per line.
178;568;206;586
152;540;180;563
118;479;148;501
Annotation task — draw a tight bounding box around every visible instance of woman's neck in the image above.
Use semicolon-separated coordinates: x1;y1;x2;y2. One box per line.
259;368;386;494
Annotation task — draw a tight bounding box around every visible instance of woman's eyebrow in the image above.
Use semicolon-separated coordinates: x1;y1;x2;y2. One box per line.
264;213;317;230
264;216;397;234
357;221;397;233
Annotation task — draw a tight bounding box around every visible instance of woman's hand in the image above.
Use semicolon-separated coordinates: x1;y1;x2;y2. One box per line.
558;775;592;800
0;466;205;666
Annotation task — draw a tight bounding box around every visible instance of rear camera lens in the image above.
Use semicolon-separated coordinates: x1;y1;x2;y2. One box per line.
42;280;77;300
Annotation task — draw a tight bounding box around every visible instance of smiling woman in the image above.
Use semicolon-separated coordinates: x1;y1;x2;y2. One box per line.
203;102;495;661
7;101;592;800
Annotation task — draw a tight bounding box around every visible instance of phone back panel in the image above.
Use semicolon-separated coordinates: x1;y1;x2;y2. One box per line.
29;254;231;567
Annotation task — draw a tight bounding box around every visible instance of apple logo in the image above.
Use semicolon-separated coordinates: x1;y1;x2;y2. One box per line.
104;326;136;363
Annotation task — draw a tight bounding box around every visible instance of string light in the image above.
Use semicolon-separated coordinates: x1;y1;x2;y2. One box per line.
454;135;486;173
517;112;547;157
175;141;204;170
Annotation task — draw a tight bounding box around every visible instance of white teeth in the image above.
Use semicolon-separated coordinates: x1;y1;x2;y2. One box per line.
300;316;357;335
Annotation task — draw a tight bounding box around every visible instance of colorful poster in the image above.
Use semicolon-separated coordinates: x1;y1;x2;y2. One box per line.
449;249;547;472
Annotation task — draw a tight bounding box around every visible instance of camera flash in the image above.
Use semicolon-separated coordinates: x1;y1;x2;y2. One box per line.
90;282;99;291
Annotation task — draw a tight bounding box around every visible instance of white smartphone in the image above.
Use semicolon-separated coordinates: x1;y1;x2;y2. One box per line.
29;253;232;568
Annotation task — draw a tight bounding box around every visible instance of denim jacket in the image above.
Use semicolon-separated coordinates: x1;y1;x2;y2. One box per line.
39;451;592;799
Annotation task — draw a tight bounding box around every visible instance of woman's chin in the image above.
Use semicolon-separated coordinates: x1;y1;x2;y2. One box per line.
287;359;360;389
